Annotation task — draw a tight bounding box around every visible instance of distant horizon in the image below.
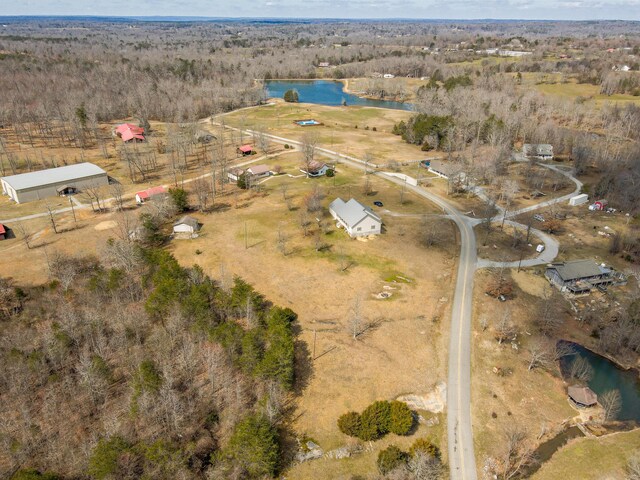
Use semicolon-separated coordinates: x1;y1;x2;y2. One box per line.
0;15;638;22
1;0;639;22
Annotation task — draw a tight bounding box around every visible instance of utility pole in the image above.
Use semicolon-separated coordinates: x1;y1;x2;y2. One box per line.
313;329;317;359
69;197;77;227
517;249;524;272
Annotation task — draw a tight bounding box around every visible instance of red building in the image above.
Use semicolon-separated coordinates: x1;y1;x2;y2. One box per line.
115;123;145;142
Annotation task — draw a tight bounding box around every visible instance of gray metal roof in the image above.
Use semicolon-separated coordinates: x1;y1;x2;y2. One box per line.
174;216;200;229
547;259;608;281
1;162;107;191
329;197;381;228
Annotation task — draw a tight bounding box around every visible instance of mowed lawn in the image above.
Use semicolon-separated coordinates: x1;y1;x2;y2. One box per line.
530;429;640;480
221;102;436;165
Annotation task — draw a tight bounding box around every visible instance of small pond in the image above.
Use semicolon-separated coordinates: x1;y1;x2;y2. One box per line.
558;340;640;423
265;80;413;111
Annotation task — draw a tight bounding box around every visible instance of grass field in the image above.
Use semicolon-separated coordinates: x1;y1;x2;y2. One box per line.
530;429;640;480
165;161;457;476
221;102;435;167
512;72;640;106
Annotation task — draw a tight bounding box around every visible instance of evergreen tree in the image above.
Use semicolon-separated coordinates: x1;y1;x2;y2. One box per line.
225;414;279;478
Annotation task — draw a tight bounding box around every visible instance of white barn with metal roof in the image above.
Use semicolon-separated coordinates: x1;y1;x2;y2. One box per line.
1;162;108;203
329;198;382;238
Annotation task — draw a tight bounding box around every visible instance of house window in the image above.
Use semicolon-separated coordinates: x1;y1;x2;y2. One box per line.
357;227;362;231
371;225;376;230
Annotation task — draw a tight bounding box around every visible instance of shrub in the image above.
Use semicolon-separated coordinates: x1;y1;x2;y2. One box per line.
389;400;414;435
284;144;290;149
337;411;362;437
359;400;391;440
409;438;440;459
325;168;335;177
377;445;407;474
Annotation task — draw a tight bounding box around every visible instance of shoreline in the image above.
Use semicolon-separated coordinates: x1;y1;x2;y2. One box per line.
260;77;413;105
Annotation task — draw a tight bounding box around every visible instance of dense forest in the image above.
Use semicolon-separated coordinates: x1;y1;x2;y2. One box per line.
0;244;301;479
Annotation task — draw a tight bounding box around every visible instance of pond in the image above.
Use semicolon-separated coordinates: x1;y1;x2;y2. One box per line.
558;340;640;423
264;80;413;111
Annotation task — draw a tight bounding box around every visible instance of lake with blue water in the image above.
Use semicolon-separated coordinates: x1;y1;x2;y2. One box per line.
265;80;413;111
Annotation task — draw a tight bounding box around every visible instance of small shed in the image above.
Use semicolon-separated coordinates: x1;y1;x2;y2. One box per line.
237;145;253;156
173;216;201;236
568;385;597;408
135;186;167;204
569;193;588;206
0;224;6;240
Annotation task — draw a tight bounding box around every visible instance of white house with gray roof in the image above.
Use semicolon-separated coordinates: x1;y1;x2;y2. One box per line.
1;162;108;203
523;144;554;160
329;198;382;238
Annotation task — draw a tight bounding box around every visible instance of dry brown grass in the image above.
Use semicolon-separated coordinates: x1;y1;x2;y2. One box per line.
167;168;457;475
471;269;576;472
475;222;543;263
223;102;428;165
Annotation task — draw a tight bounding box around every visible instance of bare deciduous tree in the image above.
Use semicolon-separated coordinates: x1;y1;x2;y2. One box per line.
496;426;536;480
568;355;594;384
301;134;317;177
600;389;621;422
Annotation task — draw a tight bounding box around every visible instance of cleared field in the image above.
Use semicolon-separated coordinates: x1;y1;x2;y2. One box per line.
221;102;437;166
530;429;640;480
167;164;457;475
512;72;640;106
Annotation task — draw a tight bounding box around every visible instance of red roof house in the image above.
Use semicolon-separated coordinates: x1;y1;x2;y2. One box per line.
115;123;145;143
0;224;5;240
135;186;167;204
237;144;253;155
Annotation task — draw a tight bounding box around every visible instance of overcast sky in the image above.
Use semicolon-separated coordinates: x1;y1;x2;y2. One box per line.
1;0;639;20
